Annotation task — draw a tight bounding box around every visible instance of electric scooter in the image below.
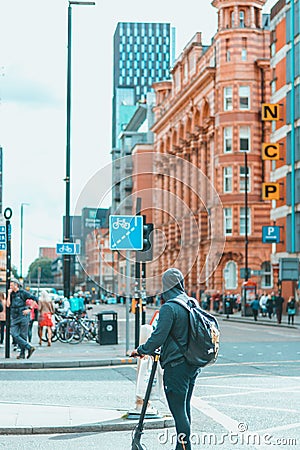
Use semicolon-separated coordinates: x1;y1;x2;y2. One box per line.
131;350;160;450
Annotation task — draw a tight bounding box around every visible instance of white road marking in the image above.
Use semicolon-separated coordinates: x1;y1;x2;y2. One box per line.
191;396;240;432
216;359;300;366
209;401;299;413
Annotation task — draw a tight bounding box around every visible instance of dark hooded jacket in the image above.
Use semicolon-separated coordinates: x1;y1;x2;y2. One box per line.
137;268;191;368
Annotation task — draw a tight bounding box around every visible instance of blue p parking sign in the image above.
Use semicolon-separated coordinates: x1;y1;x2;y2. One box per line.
262;226;280;243
109;215;143;250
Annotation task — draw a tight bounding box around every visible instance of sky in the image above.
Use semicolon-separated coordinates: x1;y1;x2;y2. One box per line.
0;0;278;275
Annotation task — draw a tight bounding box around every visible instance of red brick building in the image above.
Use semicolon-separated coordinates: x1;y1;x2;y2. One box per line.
151;0;273;296
269;0;300;299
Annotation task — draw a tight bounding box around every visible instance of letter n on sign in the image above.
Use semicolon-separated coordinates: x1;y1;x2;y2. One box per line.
262;103;280;121
262;183;280;200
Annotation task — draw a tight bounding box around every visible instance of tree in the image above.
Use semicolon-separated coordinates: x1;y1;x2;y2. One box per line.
27;258;54;283
12;266;19;279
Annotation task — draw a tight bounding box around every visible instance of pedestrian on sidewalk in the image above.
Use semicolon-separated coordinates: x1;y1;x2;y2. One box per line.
26;297;39;343
259;291;268;317
131;268;201;450
7;279;37;359
286;296;297;325
266;293;274;319
250;296;260;321
0;292;6;346
38;290;54;346
275;292;284;324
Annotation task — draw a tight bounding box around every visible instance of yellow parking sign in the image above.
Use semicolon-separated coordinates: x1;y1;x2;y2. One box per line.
262;143;280;160
262;103;280;121
262;183;280;200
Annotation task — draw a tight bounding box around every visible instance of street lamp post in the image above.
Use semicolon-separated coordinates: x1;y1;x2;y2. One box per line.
97;235;104;300
63;1;95;299
241;151;249;316
20;202;29;280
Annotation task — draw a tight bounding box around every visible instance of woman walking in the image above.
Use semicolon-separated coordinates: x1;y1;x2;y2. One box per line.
38;291;54;346
286;296;297;325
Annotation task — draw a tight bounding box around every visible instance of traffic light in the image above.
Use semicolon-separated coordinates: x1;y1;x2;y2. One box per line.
137;221;154;262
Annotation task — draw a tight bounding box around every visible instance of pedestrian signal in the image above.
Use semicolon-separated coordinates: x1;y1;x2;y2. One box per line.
262;103;280;121
262;143;280;160
262;183;280;200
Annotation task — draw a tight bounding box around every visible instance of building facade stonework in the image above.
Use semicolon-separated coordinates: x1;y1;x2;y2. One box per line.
151;0;273;296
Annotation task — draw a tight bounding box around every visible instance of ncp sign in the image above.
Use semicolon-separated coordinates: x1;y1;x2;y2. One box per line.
262;183;280;200
262;143;280;160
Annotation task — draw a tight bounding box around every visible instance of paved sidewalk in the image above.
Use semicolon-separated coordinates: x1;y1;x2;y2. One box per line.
216;310;299;327
0;401;173;435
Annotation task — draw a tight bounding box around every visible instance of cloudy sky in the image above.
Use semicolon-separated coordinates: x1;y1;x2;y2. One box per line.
0;0;278;275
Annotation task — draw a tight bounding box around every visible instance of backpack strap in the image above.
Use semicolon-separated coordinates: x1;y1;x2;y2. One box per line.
168;298;192;357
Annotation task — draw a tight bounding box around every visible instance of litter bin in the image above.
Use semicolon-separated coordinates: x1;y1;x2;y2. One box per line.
97;311;118;345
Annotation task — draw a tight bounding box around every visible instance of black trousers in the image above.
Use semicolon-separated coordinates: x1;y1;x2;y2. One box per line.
0;321;5;344
163;360;200;450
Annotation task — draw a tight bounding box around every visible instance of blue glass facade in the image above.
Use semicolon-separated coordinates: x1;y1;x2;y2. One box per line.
112;22;174;148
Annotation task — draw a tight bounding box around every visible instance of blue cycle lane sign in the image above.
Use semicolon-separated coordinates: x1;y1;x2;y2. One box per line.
0;225;6;250
109;215;143;250
56;243;81;255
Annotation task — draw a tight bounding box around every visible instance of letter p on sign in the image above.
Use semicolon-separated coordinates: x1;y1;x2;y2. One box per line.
262;183;280;200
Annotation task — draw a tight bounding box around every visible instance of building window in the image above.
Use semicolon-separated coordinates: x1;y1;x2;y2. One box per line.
271;79;276;94
239;10;245;28
239;126;250;151
239;166;251;192
224;87;233;111
239;86;250;109
224;127;233;153
224;208;233;235
231;11;235;28
223;167;233;193
261;261;273;288
224;261;238;290
240;207;251;235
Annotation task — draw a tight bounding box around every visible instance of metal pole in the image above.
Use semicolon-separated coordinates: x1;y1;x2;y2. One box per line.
245;151;248;282
290;0;295;252
63;1;95;299
242;151;248;317
125;250;130;355
99;239;102;299
20;203;23;279
64;3;72;300
37;266;41;298
4;208;12;359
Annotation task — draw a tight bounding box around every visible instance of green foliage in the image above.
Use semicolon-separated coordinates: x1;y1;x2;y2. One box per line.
27;258;54;283
11;266;19;278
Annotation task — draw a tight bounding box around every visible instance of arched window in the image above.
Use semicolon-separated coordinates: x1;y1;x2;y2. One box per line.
261;261;273;289
224;261;237;290
239;10;245;28
231;11;235;28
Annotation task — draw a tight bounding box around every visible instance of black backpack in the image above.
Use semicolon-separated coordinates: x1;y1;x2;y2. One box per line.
169;297;220;367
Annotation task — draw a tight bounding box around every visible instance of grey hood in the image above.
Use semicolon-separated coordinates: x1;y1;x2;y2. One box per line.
162;268;188;301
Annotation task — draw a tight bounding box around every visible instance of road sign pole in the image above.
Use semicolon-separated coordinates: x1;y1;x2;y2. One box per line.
125;250;131;355
4;208;12;359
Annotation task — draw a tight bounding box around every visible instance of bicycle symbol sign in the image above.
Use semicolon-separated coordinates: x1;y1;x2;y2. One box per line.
109;215;143;250
56;243;81;255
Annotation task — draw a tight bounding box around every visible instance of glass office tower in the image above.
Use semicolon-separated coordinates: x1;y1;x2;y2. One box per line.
112;22;175;149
